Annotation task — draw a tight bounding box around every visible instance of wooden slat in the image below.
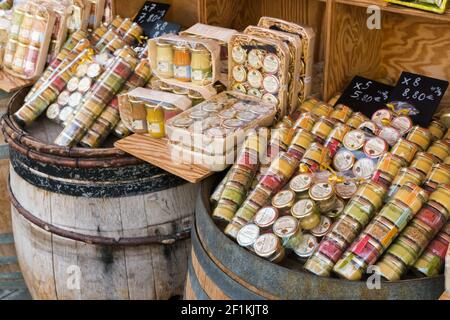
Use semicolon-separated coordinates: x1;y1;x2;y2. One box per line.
114;135;213;184
0;71;33;93
440;292;450;300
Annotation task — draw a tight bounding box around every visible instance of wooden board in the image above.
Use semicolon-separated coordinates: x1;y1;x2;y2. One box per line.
114;134;213;184
324;0;450;107
440;292;450;300
0;70;33;93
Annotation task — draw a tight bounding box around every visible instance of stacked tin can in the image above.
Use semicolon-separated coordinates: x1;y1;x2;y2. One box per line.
54;54;137;147
14;42;93;126
375;185;449;280
213;131;266;225
80;58;152;148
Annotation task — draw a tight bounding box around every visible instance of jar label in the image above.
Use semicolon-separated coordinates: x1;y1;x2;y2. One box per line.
311;216;332;237
248;49;263;69
290;174;312;192
273;216;298;237
343;130;365;150
237;224;260;247
353;158;375;179
247;69;263;88
272;190;295;207
335;182;358;199
157;61;172;73
379;127;400;146
31;31;44;44
364;137;387;158
231;45;246;64
263;75;280;94
310;183;333;200
292;199;315;217
232;65;246;83
262;93;278;105
174;65;191;79
294;234;318;257
392;116;412;136
254;233;278;256
254;207;278;227
333;150;354;172
263;54;280;73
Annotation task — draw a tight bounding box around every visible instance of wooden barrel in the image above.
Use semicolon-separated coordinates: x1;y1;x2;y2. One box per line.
2;89;199;300
185;177;446;300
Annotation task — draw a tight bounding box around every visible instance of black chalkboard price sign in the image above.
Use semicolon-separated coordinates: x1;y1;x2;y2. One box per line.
146;19;181;38
334;76;394;117
389;72;449;127
134;1;171;35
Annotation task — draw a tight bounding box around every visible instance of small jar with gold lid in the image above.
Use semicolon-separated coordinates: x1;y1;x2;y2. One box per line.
423;163;450;193
288;129;315;160
410;152;437;176
289;173;314;199
293;112;315;132
390;182;429;216
428;120;446;141
309;183;337;213
390;139;418;164
346;112;369;129
311;216;333;238
324;123;351;158
299;97;320;113
253;207;279;231
311;116;335;144
328;93;341;106
294;233;319;260
406;126;432;151
273;216;303;250
311;102;333;119
291;199;321;230
300;143;331;172
354;181;387;211
428;184;450;217
329;104;353;123
372;153;406;187
271;190;296;215
386;167;425;202
427;140;450;162
253;233;286;263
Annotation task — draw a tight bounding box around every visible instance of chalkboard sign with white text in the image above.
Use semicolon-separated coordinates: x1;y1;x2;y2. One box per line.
134;1;170;36
389;72;448;127
334;76;394;117
146;19;181;38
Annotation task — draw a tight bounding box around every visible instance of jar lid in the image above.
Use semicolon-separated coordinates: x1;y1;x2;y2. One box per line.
309;183;334;201
289;173;313;193
237;111;258;122
87;63;101;78
232;65;247;83
172;117;194;128
231;45;246;64
76;64;89;78
333;149;355;172
248;49;263;69
372;109;393;126
202;102;223;113
392;115;413;136
311;216;332;238
46;103;60;120
254;207;279;228
262;93;278;106
67;77;80;92
59;107;74;122
218;108;237;119
57;90;71;106
78;77;92;93
206;127;231;138
343;130;366;151
222;118;245;129
271;190;296;209
263;75;280;94
379;126;401;147
292;199;316;219
253;233;280;258
68;92;82;108
353;158;376;179
263;53;280;74
293;233;318;258
189;109;209;120
247;69;263;89
273;216;299;238
364;137;388;158
335;181;358;200
236;224;260;247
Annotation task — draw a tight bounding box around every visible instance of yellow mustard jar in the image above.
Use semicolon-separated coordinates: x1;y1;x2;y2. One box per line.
423;163;450;193
427;140;450;162
329;104;353;123
146;102;166;138
428;184;450;217
390;139;418;165
428;120;446;141
311;103;333;119
406;126;432;151
390;182;428;215
410;152;438;176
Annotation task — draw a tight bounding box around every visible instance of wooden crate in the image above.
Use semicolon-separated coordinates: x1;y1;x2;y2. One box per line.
323;0;450;106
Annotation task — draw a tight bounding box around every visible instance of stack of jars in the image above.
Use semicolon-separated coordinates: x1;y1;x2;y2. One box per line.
376;185;449;280
413;222;450;277
156;40;213;85
213;132;266;224
54;53;137;147
14;40;92;126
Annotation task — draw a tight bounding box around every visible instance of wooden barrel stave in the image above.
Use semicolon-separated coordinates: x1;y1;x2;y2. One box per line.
188;177;446;300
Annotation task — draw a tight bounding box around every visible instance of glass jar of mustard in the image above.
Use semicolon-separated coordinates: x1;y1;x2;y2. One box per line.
311;116;335;144
311;216;332;238
330;104;353;123
390;138;418;164
273;216;303;250
428;120;446;141
410;152;437;176
428;184;450;217
343;129;366;151
300;143;331;172
294;233;318;260
309;183;337;213
304;251;336;277
236;224;260;250
254;207;279;231
346;112;369;129
333;251;367;281
156;42;174;79
372;153;405;187
253;233;285;263
391;115;413;136
293;112;315;132
386;167;425;202
407;126;432;151
271;190;296;214
289;173;313;199
288;129;315;160
291;199;321;230
299;97;320;113
354;181;386;211
173;45;191;82
427;140;450;162
343;197;374;227
423;163;450;193
311;103;333;119
390;182;428;216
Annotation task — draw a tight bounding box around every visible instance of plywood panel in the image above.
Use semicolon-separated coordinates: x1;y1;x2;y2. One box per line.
380;13;450;106
324;1;383;100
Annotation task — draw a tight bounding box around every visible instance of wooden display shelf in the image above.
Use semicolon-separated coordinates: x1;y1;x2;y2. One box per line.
440;292;450;300
114;134;214;184
323;0;450;106
336;0;450;22
0;70;33;93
